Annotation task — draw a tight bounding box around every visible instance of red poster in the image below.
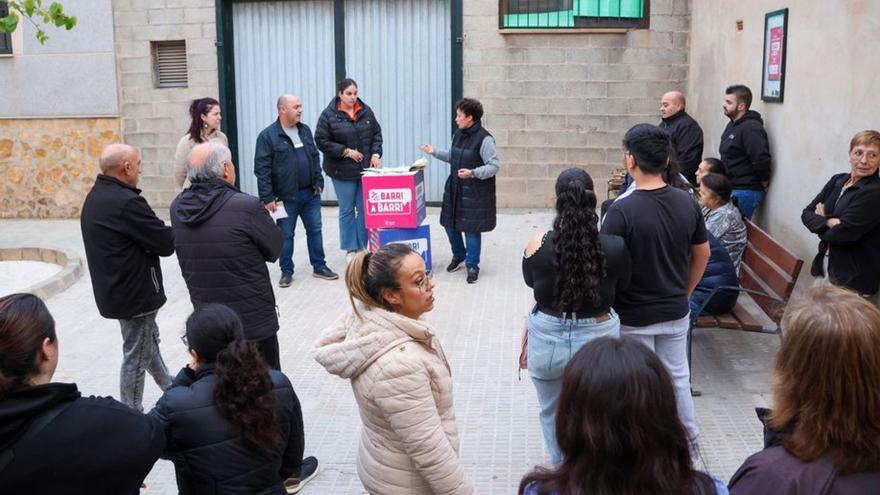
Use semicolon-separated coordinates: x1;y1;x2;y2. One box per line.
767;26;783;81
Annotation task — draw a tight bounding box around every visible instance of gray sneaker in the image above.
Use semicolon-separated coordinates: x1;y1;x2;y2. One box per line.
279;272;293;288
313;266;339;280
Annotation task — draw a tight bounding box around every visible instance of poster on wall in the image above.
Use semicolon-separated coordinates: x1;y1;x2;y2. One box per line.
762;8;788;102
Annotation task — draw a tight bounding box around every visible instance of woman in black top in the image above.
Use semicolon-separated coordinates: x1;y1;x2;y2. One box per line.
150;304;318;494
315;78;383;258
0;293;164;495
522;168;631;464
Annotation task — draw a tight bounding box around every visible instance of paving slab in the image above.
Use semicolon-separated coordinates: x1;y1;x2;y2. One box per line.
0;209;777;493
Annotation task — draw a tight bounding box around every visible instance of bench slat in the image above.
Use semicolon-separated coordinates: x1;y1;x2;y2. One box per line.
745;220;802;275
731;302;764;331
742;246;797;300
696;315;719;328
740;265;786;323
715;312;741;329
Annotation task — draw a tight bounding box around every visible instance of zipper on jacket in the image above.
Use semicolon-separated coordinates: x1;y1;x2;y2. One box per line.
150;267;160;294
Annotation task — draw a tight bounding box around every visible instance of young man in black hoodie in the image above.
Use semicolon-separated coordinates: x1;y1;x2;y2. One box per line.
80;144;175;412
720;85;773;219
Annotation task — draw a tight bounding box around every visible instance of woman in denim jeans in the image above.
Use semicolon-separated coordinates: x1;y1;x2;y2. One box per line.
522;168;631;464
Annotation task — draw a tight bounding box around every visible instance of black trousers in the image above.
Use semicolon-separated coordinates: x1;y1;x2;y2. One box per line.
255;334;281;370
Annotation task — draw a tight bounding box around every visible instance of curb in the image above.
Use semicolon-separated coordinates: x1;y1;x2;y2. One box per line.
0;247;84;300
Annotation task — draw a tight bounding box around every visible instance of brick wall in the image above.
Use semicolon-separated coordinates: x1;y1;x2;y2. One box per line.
112;0;220;209
464;0;691;207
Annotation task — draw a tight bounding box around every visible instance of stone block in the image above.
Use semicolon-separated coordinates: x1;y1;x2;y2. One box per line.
495;178;527;195
629;64;672;81
587;97;629;115
587;132;625;148
463;15;497;32
509;130;549;146
563;82;607;98
466;64;507;82
463;0;498;16
564;47;608;64
523;81;563;98
115;11;147;27
565;115;608;133
608;47;687;65
502;35;550;48
484;81;524;97
480;47;525;64
118;56;151;74
627;30;674;49
527;147;566;163
564;148;606;165
484;113;525;130
524;48;565;65
545;98;591;115
507;98;549;114
184;8;216;24
587;34;629;48
148;8;185;25
464;31;507;50
673;0;691;15
651;0;675;15
507;65;548;82
585;64;629;82
627;98;658;113
503;162;547;178
500;147;528;162
607;81;648;98
650;14;690;32
525;114;568;131
547;130;589;148
463;49;482;65
1;248;23;261
550;64;591;82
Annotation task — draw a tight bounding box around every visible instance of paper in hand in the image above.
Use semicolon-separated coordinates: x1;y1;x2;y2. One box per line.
270;202;288;220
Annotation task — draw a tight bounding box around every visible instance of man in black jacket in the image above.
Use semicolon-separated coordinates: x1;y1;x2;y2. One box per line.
720;85;773;219
80;144;174;412
255;94;337;288
659;90;704;184
171;142;285;369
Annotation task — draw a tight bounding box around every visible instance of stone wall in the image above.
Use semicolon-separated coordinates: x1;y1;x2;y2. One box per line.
0;118;120;218
463;0;691;207
112;0;220;209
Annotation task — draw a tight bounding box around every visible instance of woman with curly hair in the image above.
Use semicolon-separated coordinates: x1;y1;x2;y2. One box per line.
150;304;318;494
521;167;631;464
519;337;727;495
174;97;229;188
729;285;880;494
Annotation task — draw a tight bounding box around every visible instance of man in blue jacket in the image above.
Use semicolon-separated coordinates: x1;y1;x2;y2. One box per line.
255;94;338;287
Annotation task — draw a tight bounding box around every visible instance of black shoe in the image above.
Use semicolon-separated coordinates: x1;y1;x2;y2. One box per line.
284;456;319;494
279;272;293;288
312;266;339;280
466;266;479;284
446;258;465;273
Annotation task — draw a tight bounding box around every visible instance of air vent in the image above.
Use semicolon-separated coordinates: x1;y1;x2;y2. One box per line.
152;40;188;88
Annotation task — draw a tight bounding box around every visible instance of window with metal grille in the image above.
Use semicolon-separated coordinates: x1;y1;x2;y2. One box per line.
0;1;13;55
500;0;649;30
151;40;188;88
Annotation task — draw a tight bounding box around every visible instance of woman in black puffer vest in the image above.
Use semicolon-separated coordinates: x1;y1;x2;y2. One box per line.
420;98;500;284
314;78;383;258
149;304;318;494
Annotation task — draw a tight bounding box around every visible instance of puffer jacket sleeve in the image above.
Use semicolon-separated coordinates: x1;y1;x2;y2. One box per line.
372;358;474;495
369;110;383;157
314;109;347;158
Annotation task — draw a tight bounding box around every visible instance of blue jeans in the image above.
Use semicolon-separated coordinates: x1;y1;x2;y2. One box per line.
528;310;620;464
444;227;481;269
731;189;765;219
331;178;367;251
277;188;327;274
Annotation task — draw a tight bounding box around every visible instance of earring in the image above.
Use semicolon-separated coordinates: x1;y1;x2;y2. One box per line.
203;123;208;129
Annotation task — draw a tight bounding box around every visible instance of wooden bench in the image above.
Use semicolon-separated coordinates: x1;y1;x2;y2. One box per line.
687;219;804;395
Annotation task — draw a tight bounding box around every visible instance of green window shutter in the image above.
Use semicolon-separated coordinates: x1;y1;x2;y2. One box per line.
620;0;643;18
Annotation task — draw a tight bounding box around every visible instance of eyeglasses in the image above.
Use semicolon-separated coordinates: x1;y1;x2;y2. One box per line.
415;272;433;293
851;149;879;161
180;334;189;348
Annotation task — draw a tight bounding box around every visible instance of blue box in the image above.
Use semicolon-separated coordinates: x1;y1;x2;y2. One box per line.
368;223;432;272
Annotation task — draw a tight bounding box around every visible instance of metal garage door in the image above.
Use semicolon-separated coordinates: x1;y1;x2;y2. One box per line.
232;0;452;202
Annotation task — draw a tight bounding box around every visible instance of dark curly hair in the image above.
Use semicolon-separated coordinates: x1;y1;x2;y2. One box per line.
187;97;219;143
185;304;280;450
520;337;717;495
552;168;605;314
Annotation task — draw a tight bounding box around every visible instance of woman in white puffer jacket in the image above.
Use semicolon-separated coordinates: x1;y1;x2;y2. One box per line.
313;244;474;495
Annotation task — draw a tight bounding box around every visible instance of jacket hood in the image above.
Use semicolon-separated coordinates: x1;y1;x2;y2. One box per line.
313;305;436;379
734;109;764;126
172;179;236;225
0;383;80;450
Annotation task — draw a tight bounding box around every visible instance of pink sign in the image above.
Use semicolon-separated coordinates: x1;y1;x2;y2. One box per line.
767;26;783;81
362;171;427;229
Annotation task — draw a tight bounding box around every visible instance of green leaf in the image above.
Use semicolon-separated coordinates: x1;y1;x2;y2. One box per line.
0;12;20;33
64;16;76;30
23;0;36;17
48;2;62;17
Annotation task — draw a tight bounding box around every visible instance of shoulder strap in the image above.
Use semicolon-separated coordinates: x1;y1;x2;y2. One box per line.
0;401;72;471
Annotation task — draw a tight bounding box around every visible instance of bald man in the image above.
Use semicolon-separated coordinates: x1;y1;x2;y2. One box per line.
659;90;704;184
254;94;337;288
80;143;174;411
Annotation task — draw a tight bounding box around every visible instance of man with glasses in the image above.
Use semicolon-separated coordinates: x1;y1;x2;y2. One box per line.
170;142;285;369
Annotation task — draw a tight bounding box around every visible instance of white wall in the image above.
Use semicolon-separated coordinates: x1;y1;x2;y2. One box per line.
688;0;880;290
0;0;118;117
